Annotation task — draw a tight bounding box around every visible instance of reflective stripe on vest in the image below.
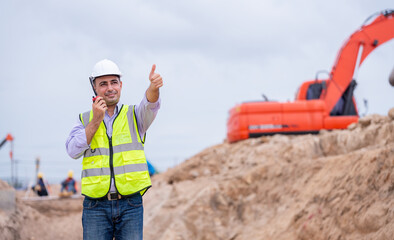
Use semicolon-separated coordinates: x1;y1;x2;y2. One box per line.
81;163;148;178
80;104;151;198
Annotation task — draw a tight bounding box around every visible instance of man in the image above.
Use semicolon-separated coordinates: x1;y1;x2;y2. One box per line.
65;59;163;240
32;172;49;197
60;170;77;194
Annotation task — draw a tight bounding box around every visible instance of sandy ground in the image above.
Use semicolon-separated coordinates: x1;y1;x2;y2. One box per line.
0;183;83;240
1;108;394;239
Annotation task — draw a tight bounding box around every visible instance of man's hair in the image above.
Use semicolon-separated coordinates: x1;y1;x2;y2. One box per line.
93;75;121;87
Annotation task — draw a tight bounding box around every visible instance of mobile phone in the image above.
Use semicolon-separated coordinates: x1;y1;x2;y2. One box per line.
92;96;99;102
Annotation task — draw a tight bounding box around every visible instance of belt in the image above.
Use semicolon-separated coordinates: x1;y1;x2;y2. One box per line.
92;192;137;201
108;192;122;200
96;192;123;201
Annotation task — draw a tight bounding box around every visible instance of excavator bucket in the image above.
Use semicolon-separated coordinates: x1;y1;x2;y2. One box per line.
389;67;394;86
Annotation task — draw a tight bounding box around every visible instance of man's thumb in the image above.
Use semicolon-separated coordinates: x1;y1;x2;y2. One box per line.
150;64;156;78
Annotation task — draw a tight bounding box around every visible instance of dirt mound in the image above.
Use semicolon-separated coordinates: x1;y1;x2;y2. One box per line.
143;109;394;240
0;180;12;190
0;181;83;240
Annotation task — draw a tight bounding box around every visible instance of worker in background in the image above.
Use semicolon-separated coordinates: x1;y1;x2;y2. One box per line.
32;172;49;197
61;170;77;194
65;59;163;240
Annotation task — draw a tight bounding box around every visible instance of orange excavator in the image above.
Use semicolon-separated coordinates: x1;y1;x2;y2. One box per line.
227;9;394;143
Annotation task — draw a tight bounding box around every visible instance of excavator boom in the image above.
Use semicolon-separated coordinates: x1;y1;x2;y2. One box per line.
324;10;394;112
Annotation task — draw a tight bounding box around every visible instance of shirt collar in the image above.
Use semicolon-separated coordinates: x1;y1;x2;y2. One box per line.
105;101;123;118
114;101;122;115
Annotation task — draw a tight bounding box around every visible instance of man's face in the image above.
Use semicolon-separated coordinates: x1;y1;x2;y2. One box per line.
94;75;122;106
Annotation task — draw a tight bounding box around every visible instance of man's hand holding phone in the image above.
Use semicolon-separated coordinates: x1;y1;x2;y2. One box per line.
92;96;107;123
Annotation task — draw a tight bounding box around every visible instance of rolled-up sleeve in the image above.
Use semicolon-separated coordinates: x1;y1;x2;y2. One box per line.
135;94;161;137
65;118;89;159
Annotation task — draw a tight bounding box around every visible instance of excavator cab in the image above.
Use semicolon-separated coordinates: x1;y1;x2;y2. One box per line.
300;79;358;116
306;82;325;100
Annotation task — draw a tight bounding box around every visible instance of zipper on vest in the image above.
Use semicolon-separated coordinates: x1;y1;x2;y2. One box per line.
108;105;123;194
102;104;123;195
102;121;115;195
109;137;114;180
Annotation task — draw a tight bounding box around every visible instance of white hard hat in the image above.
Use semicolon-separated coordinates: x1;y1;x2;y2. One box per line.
90;59;122;80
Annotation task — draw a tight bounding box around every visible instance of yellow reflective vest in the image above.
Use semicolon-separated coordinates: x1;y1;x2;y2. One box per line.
79;104;151;199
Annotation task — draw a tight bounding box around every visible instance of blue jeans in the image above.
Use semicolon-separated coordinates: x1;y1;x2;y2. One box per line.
82;194;143;240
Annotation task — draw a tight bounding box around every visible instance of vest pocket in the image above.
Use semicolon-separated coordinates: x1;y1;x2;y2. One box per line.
121;152;149;181
82;175;101;185
113;132;132;145
82;156;105;184
125;171;149;181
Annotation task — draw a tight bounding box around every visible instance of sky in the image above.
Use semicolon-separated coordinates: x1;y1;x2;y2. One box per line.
0;1;393;185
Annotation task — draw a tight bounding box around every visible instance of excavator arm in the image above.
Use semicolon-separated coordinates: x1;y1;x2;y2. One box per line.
323;10;394;113
0;134;13;149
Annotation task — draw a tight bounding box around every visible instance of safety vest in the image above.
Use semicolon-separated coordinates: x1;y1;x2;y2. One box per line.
79;104;151;199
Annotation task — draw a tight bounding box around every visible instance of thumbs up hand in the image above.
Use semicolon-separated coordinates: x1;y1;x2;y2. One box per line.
149;64;163;90
146;64;163;102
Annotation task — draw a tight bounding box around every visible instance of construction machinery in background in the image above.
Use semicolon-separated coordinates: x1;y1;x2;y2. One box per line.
0;133;13;150
0;133;16;185
390;66;394;86
227;9;394;142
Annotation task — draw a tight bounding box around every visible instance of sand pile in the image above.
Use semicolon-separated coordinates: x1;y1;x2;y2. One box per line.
0;180;13;190
1;108;393;240
143;109;394;240
0;181;83;240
